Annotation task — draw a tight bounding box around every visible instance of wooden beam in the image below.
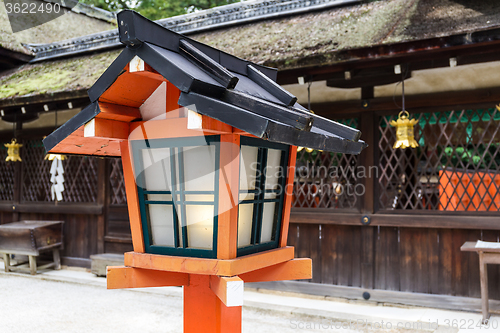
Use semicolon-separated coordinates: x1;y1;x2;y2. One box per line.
124;246;295;276
97;102;141;122
0;203;103;215
107;266;189;289
239;258;312;283
279;145;297;247
247;64;297;106
128;116;232;142
209;276;244;307
290;211;500;230
310;87;500;118
120;140;145;253
221;90;313;131
217;134;240;260
84;118;129;140
179;39;238;89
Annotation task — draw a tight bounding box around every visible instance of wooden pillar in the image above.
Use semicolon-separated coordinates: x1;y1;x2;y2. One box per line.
184;274;241;333
358;111;377;289
96;158;107;254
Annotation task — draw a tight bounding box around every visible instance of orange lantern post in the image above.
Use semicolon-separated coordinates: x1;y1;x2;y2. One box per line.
43;10;366;333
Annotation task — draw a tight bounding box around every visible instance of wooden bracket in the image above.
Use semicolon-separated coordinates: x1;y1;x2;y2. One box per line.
107;266;189;289
209;276;244;307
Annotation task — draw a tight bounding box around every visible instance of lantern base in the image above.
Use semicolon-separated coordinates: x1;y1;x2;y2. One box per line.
184;274;242;333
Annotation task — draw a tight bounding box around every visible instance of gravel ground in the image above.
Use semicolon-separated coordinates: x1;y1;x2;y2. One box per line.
0;272;456;333
0;274;349;333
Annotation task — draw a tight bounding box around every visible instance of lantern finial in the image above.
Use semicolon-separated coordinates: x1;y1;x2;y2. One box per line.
390;111;419;149
4;138;22;162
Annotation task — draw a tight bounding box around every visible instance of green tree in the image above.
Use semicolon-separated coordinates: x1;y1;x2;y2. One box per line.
80;0;241;20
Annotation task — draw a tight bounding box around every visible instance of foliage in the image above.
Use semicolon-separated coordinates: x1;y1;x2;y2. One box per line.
80;0;241;20
441;144;500;171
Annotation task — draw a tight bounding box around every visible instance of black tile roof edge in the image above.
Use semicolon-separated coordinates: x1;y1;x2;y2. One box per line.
26;0;359;62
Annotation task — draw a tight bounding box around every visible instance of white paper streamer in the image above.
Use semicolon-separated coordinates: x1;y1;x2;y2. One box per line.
50;158;65;201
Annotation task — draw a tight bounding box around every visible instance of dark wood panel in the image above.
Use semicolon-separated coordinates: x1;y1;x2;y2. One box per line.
108;206;130;221
360;226;375;289
320;224;337;285
105;241;133;254
374;227;400;291
428;229;440;295
107;220;131;235
399;228;429;293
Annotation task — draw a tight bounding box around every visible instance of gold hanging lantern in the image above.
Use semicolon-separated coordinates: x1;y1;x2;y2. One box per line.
390;110;419;149
4;139;22;162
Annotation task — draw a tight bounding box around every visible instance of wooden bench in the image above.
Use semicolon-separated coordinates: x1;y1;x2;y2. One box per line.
0;221;64;275
461;241;500;323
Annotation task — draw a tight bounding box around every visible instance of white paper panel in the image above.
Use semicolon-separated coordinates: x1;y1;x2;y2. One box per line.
183;145;216;191
148;205;175;246
261;202;277;243
141;148;174;191
239;145;258;191
237;203;254;248
265;148;282;190
186;205;214;249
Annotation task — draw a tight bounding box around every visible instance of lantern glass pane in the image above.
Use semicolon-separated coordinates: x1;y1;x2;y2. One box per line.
239;193;254;201
239;145;258;191
147;194;172;201
183;145;216;191
133;136;220;258
261;202;277;243
237;203;254;248
148;205;175;246
265;148;283;190
264;193;277;199
186;204;214;249
141;148;178;191
185;194;214;202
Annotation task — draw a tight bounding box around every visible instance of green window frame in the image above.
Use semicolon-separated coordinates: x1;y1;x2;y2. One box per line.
132;136;220;259
237;136;289;257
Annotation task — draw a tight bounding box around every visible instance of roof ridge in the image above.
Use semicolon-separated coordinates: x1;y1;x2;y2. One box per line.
27;0;359;62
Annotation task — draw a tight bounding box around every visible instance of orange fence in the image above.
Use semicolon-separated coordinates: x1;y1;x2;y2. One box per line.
439;170;500;211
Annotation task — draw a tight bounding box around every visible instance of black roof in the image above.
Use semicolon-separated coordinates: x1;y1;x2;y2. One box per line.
44;10;366;155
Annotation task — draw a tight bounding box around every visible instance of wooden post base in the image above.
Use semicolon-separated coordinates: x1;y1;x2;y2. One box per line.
184;275;241;333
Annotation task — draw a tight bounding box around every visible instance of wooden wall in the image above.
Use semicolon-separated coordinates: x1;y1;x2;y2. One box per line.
288;222;500;299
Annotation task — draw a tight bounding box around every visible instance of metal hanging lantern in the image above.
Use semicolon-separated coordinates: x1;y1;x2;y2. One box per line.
390;110;419;149
4;138;22;162
390;66;419;149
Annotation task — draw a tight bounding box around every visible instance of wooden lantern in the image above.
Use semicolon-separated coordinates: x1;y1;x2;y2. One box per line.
43;10;366;333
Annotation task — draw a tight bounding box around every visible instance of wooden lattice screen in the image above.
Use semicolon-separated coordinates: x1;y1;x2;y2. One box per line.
109;158;127;205
378;108;500;212
292;118;360;210
21;139;98;203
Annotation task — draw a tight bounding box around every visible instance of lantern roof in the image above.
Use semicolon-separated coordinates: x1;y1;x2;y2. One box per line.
43;10;366;155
